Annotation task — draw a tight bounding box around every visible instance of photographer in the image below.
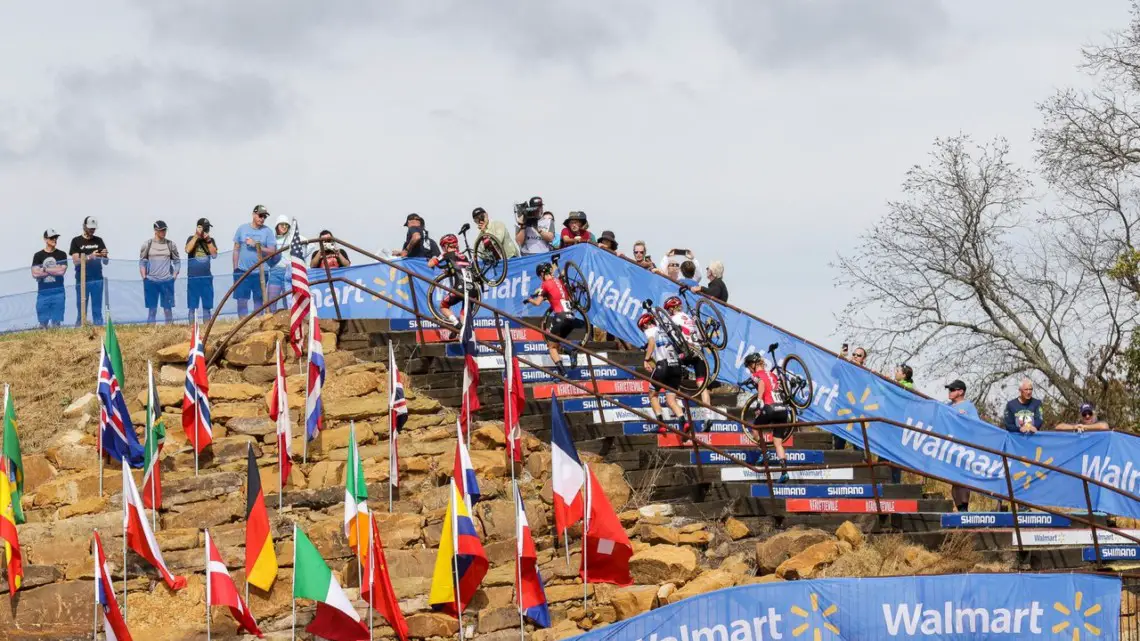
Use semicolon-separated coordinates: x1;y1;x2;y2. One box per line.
515;196;556;255
472;207;519;258
185;217;218;324
311;230;352;269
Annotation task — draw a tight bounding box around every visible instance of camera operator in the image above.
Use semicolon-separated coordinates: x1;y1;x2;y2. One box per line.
515;196;556;255
472;207;519;258
311;230;352;269
185;217;218;324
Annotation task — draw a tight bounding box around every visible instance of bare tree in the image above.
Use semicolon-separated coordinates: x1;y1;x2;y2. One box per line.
835;136;1128;407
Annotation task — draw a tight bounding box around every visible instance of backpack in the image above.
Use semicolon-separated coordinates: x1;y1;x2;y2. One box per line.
143;238;179;275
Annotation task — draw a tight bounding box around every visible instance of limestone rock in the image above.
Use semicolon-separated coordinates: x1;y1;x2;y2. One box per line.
668;570;737;603
776;540;851;580
630;545;698;585
308;460;345;489
592;462;631;510
326;371;383;399
225;331;283;366
755;528;832;573
325;394;387;421
62;392;97;418
0;579;93;633
156;341;192;363
22;454;57;489
611;585;657;620
227;416;275;437
58;496;107;519
638;504;674;519
210;382;265;402
470;425;506;450
135;385;183;409
637;524;681;545
242;365;277;384
477;607;520;634
406;612;459;638
211;402;265;421
533;619;581;641
724;517;751;541
159;364;185;385
836;521;864;549
375;512;425;549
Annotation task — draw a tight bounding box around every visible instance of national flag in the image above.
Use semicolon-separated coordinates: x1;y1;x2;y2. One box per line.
343;424;369;565
0;460;22;598
2;386;25;524
388;342;407;490
181;322;213;453
141;362;165;511
98;344;145;467
94;531;133;641
579;465;633;586
305;303;326;442
503;330;526;463
458;295;480;436
122;460;186;591
550;394;584;536
268;341;292;485
244;443;277;592
293;524;369;641
514;484;550;628
206;528;263;638
288;221;311;358
428;481;488;617
362;514;410;641
452;419;480;507
105;315;125;387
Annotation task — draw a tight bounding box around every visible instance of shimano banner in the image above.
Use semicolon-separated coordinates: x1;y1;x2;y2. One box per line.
569;573;1120;641
313;245;1140;519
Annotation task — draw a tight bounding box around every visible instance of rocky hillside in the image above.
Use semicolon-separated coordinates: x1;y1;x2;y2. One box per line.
0;317;1015;640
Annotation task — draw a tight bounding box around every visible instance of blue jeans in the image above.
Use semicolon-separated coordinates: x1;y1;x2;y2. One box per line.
36;289;65;327
75;278;104;326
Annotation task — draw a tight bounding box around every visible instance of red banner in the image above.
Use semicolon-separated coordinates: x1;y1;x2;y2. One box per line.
657;432;795;448
532;380;651;399
418;327;545;343
784;498;918;513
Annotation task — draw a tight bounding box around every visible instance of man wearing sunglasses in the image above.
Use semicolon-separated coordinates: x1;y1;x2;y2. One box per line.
232;204;276;317
632;241;656;270
1056;402;1110;433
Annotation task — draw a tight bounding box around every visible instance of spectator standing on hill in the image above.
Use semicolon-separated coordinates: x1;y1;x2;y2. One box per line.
233;205;276;318
692;261;728;302
678;261;699;288
944;379;979;512
632;241;656;270
894;364;915;390
396;214;440;259
68;216;108;326
185;218;218;324
268;215;303;311
516;197;556;256
32;229;68;328
472;207;519;258
139;220;180;325
561;211;593;246
597;230;620;254
1055;402;1111;432
1003;378;1043;434
311;230;351;269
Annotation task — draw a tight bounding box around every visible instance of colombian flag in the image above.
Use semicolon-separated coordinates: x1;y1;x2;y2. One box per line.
0;460;22;598
428;481;488;617
244;443;278;591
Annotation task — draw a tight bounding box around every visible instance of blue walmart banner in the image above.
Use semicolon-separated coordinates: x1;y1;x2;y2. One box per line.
312;245;1140;520
570;573;1120;641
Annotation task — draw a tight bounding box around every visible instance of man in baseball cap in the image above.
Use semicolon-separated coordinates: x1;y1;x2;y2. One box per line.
32;228;68;328
1056;402;1111;433
140;220;180;325
186;217;218;324
945;379;979;512
395;213;440;259
68;217;109;326
471;206;519;259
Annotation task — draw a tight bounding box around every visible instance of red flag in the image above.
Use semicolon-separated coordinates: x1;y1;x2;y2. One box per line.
94;531;133;641
503;334;526;463
206;529;263;637
268;342;292;485
123;461;186;591
362;515;410;641
458;296;480;436
579;465;633;587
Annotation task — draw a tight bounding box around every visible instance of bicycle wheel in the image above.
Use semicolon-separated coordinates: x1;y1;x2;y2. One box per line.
562;260;591;312
739;394;765;446
781;353;814;411
543;308;593;347
473;234;508;287
426;273;462;330
695;299;728;350
703;343;722;383
679;351;712;397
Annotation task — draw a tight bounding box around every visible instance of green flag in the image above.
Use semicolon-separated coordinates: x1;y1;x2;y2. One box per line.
293;525;367;637
344;423;369;557
2;386;25;524
142;362;165;509
104;315;125;388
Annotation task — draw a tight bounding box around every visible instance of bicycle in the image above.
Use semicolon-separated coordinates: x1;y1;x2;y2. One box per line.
640;298;718;396
677;284;728;350
738;342;814;446
535;254;593;348
425;223;509;328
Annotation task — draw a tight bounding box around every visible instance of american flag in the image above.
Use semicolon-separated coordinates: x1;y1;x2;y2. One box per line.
288;221;310;358
97;345;144;467
388;342;407;490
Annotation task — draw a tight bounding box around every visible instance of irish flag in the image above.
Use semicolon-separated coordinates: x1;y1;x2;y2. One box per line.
293;524;369;641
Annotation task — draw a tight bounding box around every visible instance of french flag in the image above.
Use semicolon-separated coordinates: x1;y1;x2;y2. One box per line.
453;419;481;508
550;393;584;536
97;345;144;467
503;324;526;463
93;531;133;641
305;303;325;442
514;484;550;628
458;292;480;436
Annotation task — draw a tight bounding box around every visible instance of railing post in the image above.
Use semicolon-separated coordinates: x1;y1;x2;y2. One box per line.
1000;455;1025;559
1083;478;1102;565
80;258;87;327
859;420;884;517
583;337;607;440
319;250;344;323
405;264;426;347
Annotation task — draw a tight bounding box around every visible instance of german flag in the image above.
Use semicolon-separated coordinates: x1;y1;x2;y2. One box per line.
244;443;277;591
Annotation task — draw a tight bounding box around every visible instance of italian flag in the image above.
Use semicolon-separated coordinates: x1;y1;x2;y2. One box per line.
293;525;369;641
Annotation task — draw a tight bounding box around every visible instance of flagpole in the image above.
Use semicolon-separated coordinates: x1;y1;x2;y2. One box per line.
205;529;212;641
92;530;99;641
451;483;464;641
193;381;200;478
582;463;589;612
388;342;394;515
95;349;103;497
291;523;297;641
368;509;374;641
121;461;128;622
148;361;157;533
513;481;525;641
352;421;361;595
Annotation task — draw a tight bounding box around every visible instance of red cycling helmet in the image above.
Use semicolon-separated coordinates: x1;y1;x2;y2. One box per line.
637;313;655;330
440;234;459;249
663;296;683;311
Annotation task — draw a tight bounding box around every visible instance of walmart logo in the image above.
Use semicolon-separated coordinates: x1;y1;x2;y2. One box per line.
1052;591;1103;639
790;592;839;640
836;386;879;432
371;267;411;310
1011;446;1053;490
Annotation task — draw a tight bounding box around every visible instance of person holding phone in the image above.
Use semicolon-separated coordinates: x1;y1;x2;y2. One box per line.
186;217;218;324
68;216;109;326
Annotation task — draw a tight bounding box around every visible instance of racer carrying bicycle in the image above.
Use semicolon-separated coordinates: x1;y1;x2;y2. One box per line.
525;261;579;375
427;233;479;331
664;295;712;431
638;312;691;436
744;352;793;483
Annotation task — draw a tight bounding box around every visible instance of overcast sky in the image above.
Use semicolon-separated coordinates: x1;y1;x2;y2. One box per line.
0;0;1128;352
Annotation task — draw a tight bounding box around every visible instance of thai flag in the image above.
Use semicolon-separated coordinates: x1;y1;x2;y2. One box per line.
514;484;550;628
453;419;481;508
458;292;480;436
305;303;325;442
97;345;144;467
94;531;133;641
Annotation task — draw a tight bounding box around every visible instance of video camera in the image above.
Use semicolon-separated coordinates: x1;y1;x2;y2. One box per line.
514;196;544;227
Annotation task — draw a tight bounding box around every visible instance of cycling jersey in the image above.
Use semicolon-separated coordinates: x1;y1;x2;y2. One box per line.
670;311;699;347
644;326;679;365
752;369;784;405
433;250;475;290
540;278;570;314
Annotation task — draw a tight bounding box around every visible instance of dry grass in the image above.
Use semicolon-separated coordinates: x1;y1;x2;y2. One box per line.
821;532;1010;579
627;450;669;509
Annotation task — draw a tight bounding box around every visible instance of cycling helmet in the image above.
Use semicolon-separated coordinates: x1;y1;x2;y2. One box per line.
535;262;553;278
637;313;655;330
744;352;765;368
440;234;459;249
663;296;683;311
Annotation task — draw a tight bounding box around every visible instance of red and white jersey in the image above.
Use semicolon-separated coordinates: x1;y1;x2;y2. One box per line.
541;278;570;314
752;369;784;405
670;311;699;347
644;326;679;364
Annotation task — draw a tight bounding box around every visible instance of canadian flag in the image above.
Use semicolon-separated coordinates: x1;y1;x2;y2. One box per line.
122;460;186;591
205;528;263;638
579;464;633;586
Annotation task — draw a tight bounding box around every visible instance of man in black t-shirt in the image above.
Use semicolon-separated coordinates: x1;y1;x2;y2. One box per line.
394;213;440;259
68;216;108;326
185;217;219;324
32;229;68;328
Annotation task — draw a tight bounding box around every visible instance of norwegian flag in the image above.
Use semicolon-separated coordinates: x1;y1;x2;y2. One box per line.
181;322;213;454
97;344;144;467
458;291;480;436
388;342;407;490
288;220;310;358
503;325;526;463
206;528;263;638
93;531;133;641
305;303;325;443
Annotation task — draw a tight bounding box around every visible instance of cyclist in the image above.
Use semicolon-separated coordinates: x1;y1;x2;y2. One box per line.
744;352;792;483
638;313;690;436
525;261;578;375
427;233;478;331
664;296;711;430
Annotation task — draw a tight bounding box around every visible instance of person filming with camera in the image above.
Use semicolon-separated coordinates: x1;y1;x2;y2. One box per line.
185;217;218;324
311;230;352;269
515;196;556;255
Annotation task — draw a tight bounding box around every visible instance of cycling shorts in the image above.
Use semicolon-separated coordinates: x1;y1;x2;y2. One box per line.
649;363;683;391
441;286;480;310
753;403;793;440
546;312;579;339
681;353;707;383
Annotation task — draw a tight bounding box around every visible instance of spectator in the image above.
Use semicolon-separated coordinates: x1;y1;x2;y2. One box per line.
269;215;302;311
894;364;915;390
1055;403;1111;432
1003;378;1043;434
139;220;180;325
691;261;728;302
185;217;218;324
597;230;620;254
945;379;980;512
664;249;701;282
472;207;519;258
661;261;681;281
396;213;440;259
678;261;699;288
233;205;276;317
516;197;556;255
561;211;593;246
632;241;656;270
834;346;870;450
31;229;68;328
68;216;108;326
850;347;868;369
311;230;351;269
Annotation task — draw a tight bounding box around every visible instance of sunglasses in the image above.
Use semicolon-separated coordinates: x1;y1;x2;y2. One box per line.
1081;412;1093;418
256;213;268;219
634;250;645;255
854;353;866;358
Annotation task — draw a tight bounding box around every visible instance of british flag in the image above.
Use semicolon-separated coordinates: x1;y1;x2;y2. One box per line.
97;344;144;467
181;322;213;454
288;220;310;358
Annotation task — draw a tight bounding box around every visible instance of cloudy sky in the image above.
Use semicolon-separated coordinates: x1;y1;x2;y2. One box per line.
0;0;1128;350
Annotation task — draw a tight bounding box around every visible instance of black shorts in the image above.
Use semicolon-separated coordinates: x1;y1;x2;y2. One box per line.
441;286;480;310
546;312;579;339
650;363;683;391
753;404;793;439
682;354;707;383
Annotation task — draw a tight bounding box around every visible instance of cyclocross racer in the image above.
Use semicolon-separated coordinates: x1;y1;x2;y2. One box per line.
744;352;793;483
